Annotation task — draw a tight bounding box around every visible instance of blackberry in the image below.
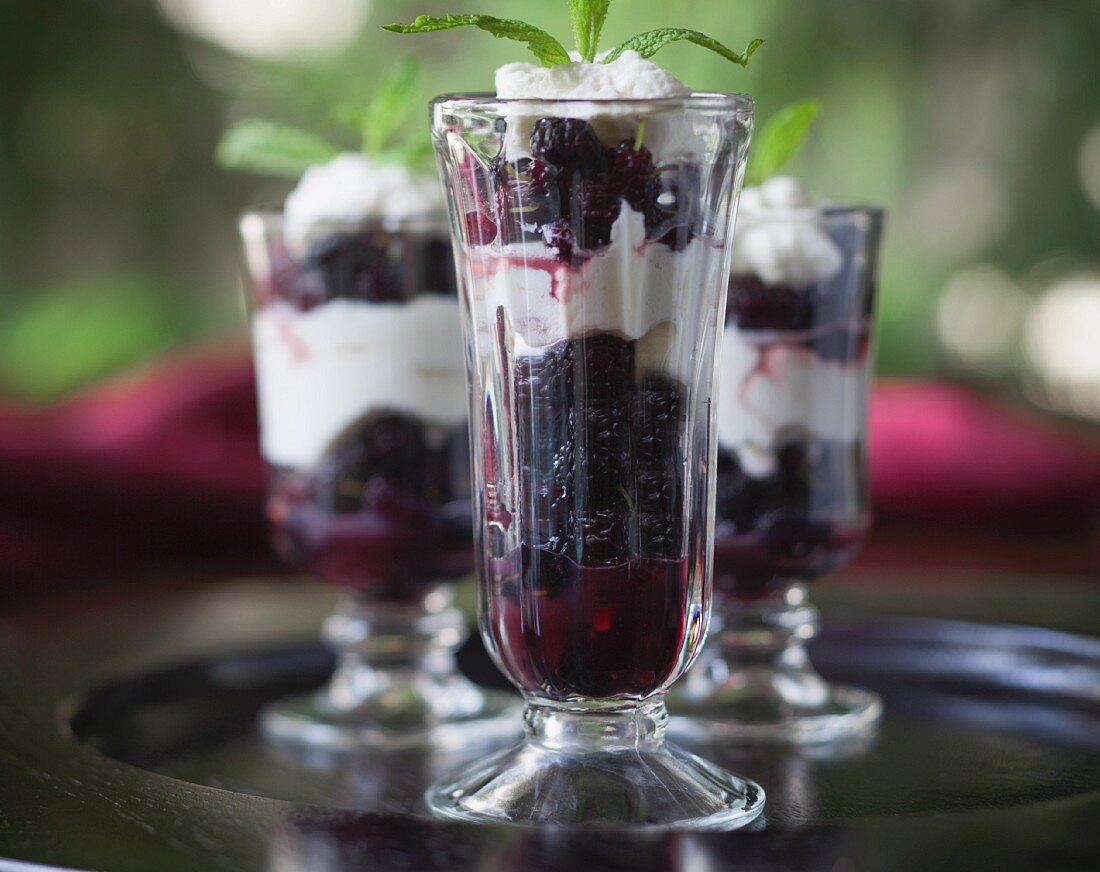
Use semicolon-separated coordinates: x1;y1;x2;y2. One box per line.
760;510;832;560
573;177;621;250
610;140;658;213
423;239;458;296
293;231;400;306
775;441;812;506
727;276;814;331
313;415;457;514
529;117;606;170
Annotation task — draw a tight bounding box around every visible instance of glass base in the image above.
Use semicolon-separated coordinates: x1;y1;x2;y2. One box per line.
261;683;520;752
426;701;764;829
261;589;522;752
669;678;882;745
668;584;882;746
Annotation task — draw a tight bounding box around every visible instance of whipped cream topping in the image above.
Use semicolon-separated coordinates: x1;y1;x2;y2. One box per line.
716;327;868;476
494;52;701;162
252;297;466;468
283;153;444;250
730;176;844;288
468;208;719;379
495;50;691;100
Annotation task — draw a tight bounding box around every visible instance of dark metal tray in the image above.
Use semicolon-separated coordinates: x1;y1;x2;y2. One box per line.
1;576;1099;871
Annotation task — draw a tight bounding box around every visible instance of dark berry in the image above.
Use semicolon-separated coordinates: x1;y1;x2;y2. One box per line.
312;414;459;514
610;140;658;213
727;276;814;331
530;117;605;169
575;178;621;250
423;239;458;297
294;232;401;306
760;510;832;561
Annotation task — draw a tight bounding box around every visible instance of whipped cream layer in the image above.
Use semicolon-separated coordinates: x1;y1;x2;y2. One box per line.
253;296;466;468
494;51;702;162
717;327;868;476
467;208;720;377
495;50;691;101
730;176;843;288
284;153;444;251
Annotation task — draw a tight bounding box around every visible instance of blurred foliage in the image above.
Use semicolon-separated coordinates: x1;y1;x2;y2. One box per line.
1;0;1099;399
0;272;208;399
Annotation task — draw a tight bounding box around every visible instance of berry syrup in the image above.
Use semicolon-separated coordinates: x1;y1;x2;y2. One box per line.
254;226;472;603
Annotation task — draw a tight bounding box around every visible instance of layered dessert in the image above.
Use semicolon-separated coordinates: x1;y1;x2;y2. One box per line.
714;176;876;598
243;154;471;602
443;53;741;700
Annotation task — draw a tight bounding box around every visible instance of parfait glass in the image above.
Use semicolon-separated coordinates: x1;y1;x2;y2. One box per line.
670;205;885;744
427;93;762;827
239;212;518;750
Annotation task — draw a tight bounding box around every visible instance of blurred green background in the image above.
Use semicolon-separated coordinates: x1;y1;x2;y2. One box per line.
2;0;1099;412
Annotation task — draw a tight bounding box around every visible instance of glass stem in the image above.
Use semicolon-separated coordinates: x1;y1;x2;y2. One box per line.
524;699;669;753
680;582;831;709
320;587;477;719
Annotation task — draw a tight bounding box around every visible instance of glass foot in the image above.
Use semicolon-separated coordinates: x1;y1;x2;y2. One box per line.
261;683;520;752
426;701;764;829
669;583;882;746
669;679;882;746
261;590;522;751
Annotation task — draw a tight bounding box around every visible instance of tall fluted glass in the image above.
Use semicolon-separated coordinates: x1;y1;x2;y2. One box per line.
239;212;517;750
428;93;763;827
670;205;886;744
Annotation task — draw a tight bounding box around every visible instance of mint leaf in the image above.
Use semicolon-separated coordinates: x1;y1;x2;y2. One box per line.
604;29;763;66
383;15;570;67
747;99;822;185
216;119;339;178
570;0;611;62
362;58;420;155
384;137;436;172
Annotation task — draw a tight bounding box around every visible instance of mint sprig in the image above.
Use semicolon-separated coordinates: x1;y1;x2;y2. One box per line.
569;0;611;63
385;1;761;71
603;31;763;66
216;59;434;178
382;15;570;67
216;120;339;179
746;99;822;186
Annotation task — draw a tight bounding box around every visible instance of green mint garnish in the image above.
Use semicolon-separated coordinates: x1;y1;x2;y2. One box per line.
216;59;434;178
746;98;822;186
382;15;570;67
339;57;422;156
216;120;340;179
385;1;761;71
603;31;763;66
569;0;611;63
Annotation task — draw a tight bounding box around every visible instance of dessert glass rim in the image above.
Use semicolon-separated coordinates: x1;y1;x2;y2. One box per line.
238;209;450;236
431;90;755;114
738;203;886;223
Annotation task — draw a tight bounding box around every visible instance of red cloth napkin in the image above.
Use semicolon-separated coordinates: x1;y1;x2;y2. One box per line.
2;348;1098;585
0;346;267;586
870;381;1100;531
